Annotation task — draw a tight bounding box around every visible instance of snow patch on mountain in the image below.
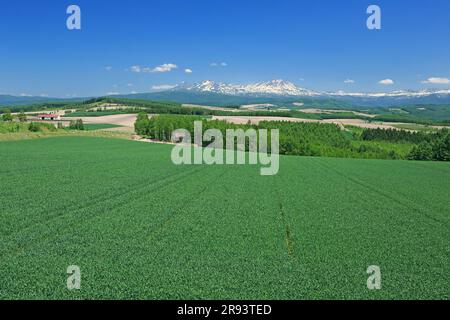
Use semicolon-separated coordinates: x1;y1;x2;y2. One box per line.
175;79;450;99
177;79;319;96
328;89;450;98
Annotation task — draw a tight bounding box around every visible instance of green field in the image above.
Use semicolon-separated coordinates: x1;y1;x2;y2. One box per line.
83;123;123;131
0;137;449;299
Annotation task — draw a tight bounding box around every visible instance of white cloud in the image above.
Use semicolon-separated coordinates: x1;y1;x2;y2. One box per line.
130;65;142;73
210;62;227;67
152;84;177;91
130;91;138;94
40;93;49;97
127;83;134;87
185;68;193;74
378;79;394;85
421;77;450;85
20;93;32;97
105;66;113;71
151;63;178;73
107;92;120;96
129;63;178;73
344;79;355;84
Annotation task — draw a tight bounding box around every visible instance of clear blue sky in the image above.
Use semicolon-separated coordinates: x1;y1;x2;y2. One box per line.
1;0;450;97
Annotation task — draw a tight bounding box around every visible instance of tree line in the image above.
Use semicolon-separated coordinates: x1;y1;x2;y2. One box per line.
134;113;449;161
360;127;449;161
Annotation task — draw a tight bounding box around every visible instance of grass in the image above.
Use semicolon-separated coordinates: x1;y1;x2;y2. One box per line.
83;123;123;131
0;130;131;142
0;122;30;133
0;137;449;299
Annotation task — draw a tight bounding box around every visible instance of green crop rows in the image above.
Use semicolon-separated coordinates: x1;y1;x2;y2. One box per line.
83;124;123;131
0;137;449;299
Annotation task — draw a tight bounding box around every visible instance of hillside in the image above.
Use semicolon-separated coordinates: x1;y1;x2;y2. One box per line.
0;95;83;107
2;95;450;125
128;79;450;107
0;137;449;299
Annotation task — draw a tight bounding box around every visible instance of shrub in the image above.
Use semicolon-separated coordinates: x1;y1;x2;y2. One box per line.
28;122;57;132
134;112;150;136
69;119;85;130
408;130;450;161
0;122;22;133
408;143;433;161
1;109;13;122
17;112;27;122
28;122;40;132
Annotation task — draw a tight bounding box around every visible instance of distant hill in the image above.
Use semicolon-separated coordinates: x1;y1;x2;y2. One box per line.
115;91;356;109
115;79;450;108
0;95;83;108
329;93;450;108
2;79;450;113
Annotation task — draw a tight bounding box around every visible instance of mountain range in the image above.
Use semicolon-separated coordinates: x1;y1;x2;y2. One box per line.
176;79;319;97
141;79;450;107
1;79;450;108
174;79;450;99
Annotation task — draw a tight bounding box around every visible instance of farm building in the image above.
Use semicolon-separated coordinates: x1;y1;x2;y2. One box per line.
38;114;61;121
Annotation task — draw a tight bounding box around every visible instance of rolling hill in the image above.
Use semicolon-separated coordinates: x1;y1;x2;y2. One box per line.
0;136;449;299
2;79;450;109
0;95;83;107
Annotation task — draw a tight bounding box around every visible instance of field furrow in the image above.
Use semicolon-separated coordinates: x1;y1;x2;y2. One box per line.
0;137;449;299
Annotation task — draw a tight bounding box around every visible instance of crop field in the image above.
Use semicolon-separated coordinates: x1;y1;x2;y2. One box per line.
83;124;123;131
0;137;449;299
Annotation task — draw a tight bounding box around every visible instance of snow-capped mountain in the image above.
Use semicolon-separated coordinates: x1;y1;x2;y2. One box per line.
176;79;319;97
328;89;450;98
174;79;450;100
4;79;448;108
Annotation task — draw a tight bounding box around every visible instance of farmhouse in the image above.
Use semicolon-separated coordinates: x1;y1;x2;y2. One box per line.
38;114;61;121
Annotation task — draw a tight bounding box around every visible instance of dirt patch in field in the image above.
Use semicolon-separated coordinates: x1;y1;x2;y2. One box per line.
182;104;241;112
211;116;399;130
321;119;397;129
240;103;276;110
62;114;138;128
211;116;317;125
300;108;376;118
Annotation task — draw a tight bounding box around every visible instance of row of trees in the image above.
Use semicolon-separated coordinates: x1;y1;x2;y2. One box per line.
1;109;27;122
1;109;85;132
135;114;395;159
135;113;450;161
408;135;450;161
27;120;84;132
361;128;431;143
361;127;450;161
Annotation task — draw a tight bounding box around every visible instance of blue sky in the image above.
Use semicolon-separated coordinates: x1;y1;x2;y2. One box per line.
1;0;450;97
